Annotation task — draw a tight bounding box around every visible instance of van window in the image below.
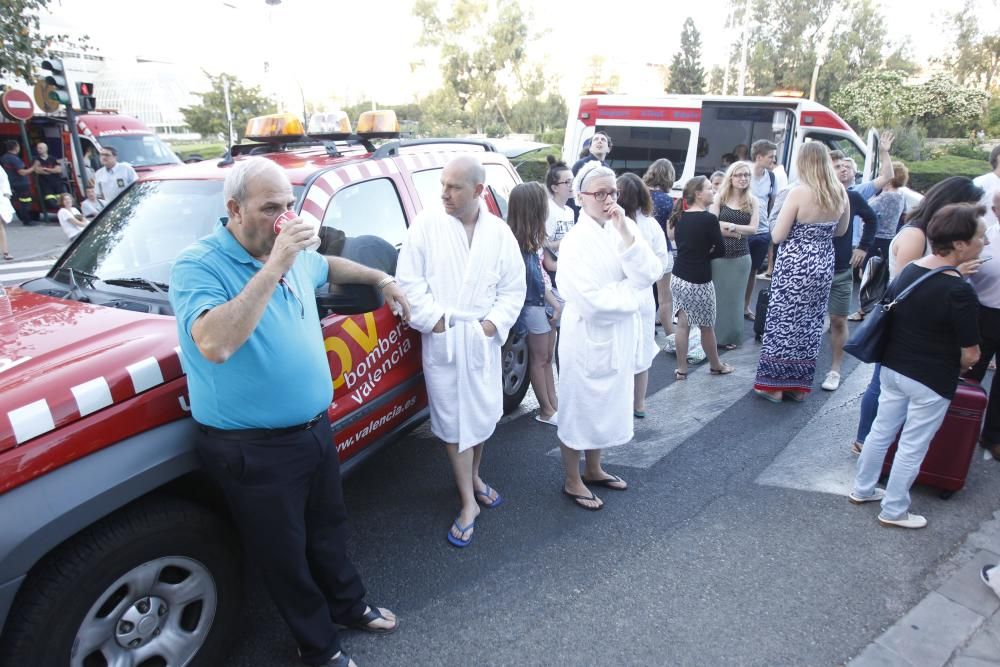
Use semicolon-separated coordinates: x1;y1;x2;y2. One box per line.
598;125;691;179
321;178;408;249
410;168;442;210
804;132;865;169
697;104;794;175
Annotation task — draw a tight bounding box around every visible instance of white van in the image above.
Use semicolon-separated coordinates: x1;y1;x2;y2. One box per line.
562;93;884;192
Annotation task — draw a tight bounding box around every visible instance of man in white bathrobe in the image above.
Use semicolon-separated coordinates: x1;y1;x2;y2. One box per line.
396;155;526;548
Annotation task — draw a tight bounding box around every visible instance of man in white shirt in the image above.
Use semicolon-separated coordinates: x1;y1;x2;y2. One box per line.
966;191;1000;461
974;145;1000;227
746;139;786;294
94;146;138;204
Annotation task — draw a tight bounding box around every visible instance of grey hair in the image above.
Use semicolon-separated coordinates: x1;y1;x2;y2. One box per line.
223;156;282;206
573;161;616;206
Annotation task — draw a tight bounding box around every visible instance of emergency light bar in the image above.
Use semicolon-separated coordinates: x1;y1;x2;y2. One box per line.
244;113;306;142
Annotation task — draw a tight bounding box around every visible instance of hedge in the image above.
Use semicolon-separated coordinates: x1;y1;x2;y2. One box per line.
904;155;989;193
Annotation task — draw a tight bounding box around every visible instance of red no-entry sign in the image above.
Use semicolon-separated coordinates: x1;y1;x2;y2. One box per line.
1;90;35;122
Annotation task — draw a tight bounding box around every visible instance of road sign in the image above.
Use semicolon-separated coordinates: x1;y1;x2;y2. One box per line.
0;90;35;122
33;81;60;113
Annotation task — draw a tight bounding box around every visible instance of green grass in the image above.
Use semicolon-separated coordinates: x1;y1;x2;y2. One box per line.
170;142;227;161
906;155;989;192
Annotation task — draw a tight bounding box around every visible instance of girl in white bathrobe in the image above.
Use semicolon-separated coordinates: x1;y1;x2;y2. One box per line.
555;162;662;510
617;172;671;419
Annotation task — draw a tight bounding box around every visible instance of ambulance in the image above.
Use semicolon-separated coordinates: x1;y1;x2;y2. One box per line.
563;93;885;190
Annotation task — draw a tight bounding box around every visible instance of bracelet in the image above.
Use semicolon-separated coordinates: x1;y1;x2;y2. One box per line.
376;276;396;291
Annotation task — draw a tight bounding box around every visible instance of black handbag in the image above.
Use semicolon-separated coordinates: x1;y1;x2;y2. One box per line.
858;252;889;314
844;265;956;364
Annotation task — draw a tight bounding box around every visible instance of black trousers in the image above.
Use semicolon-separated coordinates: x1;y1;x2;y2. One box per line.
195;413;366;665
11;187;31;223
966;304;1000;446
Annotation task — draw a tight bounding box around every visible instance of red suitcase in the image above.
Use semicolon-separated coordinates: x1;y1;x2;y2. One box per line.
880;379;987;497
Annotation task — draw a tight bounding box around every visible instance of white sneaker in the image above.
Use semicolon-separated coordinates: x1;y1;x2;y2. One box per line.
981;565;1000;598
848;488;885;505
878;512;927;529
757;272;772;281
821;370;841;391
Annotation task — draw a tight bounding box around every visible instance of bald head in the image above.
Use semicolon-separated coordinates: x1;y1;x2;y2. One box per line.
440;155;485;223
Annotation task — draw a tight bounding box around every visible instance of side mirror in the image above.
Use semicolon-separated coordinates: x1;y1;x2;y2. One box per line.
316;284;384;318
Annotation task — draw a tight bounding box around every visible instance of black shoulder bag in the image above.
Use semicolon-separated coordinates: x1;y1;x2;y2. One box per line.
844;265;956;364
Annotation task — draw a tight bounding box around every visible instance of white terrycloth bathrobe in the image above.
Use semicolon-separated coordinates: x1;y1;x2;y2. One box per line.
635;212;671;372
396;201;526;452
556;211;662;450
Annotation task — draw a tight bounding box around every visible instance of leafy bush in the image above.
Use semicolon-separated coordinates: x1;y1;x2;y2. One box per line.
944;141;990;161
889;124;926;161
905;155;989;193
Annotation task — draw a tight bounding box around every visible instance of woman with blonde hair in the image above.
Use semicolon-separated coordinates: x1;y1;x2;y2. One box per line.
754;142;849;402
710;161;759;348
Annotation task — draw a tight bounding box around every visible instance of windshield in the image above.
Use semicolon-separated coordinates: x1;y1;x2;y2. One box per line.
98;134;181;168
58;180;226;286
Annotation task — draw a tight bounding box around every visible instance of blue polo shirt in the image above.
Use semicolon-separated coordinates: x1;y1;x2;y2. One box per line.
169;223;332;429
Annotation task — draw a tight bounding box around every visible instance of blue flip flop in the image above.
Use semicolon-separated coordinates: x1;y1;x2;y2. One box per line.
446;517;475;548
475;484;504;509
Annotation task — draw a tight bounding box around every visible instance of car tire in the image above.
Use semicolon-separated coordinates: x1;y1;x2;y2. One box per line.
0;496;241;667
501;328;530;414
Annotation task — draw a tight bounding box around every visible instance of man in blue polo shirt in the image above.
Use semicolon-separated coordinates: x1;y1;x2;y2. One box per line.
169;157;409;667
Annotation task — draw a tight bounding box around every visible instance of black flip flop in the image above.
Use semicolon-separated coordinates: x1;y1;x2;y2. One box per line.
581;474;628;491
562;488;603;510
347;606;399;634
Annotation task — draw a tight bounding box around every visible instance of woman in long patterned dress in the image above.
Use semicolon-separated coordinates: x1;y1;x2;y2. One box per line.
754;142;849;402
710;162;759;349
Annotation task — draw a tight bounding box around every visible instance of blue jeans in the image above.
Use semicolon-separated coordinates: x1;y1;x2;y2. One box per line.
852;368;950;520
855;364;882;444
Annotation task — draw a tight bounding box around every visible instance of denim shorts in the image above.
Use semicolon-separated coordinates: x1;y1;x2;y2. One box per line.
521;305;551;334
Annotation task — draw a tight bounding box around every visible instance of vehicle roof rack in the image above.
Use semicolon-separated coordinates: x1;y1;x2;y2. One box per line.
372;138;498;159
217;135;376;166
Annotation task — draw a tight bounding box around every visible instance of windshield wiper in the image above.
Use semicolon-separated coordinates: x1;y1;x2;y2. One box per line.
53;266;97;302
102;277;169;296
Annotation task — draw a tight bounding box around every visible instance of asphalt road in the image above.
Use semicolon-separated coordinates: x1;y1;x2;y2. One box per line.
221;317;1000;667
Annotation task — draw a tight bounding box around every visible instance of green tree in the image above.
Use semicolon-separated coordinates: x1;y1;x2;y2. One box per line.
1;0;89;84
413;0;565;137
668;18;706;94
943;1;1000;91
831;70;988;136
180;73;276;142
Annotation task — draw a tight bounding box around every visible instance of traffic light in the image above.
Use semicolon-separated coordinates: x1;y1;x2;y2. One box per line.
76;82;96;112
40;58;70;106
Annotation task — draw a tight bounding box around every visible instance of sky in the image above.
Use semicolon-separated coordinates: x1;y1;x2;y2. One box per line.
39;0;1000;110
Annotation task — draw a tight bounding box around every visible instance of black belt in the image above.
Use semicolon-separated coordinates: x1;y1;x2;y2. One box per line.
198;411;326;440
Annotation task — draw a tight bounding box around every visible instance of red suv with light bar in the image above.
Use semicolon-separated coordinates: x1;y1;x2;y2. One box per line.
0;110;531;666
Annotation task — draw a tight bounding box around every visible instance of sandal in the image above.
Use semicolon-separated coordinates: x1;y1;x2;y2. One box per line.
744;311;756;321
633;409;646;418
847;312;865;322
562;488;603;511
710;363;735;375
674;370;687;380
2;253;12;261
582;473;627;490
754;389;782;403
719;343;738;351
346;606;399;634
446;517;475;548
851;441;863;455
784;391;807;402
475;484;504;509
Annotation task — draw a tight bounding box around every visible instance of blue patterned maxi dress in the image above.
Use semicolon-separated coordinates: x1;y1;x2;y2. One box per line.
754;220;838;393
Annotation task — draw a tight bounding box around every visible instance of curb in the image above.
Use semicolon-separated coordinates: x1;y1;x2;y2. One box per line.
848;511;1000;666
